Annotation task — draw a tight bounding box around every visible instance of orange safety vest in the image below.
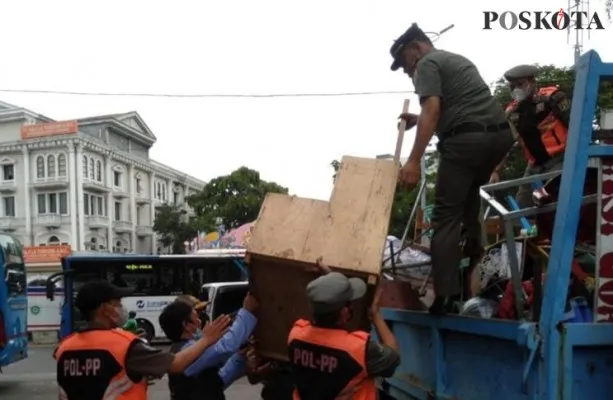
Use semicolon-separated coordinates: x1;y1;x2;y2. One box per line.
54;328;148;400
506;86;568;166
287;319;377;400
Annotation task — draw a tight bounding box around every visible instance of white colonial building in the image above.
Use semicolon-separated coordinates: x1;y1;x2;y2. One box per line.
0;100;204;254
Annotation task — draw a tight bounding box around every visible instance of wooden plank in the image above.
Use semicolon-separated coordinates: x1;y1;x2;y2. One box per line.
317;156;398;274
247;156;398;276
247;194;329;262
394;99;410;162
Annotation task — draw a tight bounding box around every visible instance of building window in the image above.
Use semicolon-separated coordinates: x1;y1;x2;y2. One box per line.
114;201;121;221
60;192;68;214
96;160;102;182
49;193;57;213
58;154;67;177
47;155;56;178
2;164;14;181
83;193;89;215
37;192;68;215
156;182;161;199
83;155;88;177
84;193;106;216
162;184;166;201
2;196;15;217
173;191;179;204
113;171;122;188
48;236;60;246
37;156;45;178
89;158;95;180
135;178;141;194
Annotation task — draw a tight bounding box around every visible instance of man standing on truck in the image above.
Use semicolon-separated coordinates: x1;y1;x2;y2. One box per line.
287;271;400;399
392;23;514;313
159;291;259;399
54;280;230;400
490;64;571;208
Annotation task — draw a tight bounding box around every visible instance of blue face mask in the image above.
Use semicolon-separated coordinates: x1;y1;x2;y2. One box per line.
193;328;202;340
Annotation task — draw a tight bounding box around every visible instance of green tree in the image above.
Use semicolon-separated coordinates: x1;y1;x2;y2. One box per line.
330;157;436;237
491;64;613;199
153;203;197;254
188;166;288;230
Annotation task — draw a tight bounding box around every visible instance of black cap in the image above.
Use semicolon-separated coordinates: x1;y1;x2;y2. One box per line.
75;280;133;316
504;65;539;81
159;300;194;341
390;23;427;71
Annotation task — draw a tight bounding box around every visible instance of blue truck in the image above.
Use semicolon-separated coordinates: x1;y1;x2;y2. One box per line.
378;50;613;400
0;234;28;369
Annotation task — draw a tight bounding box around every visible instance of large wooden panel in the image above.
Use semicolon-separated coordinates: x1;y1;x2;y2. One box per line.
248;156;398;275
249;256;372;361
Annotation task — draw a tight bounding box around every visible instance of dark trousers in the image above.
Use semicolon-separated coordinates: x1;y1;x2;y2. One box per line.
431;129;514;297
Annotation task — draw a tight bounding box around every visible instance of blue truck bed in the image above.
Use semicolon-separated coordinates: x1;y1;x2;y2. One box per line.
379;50;613;400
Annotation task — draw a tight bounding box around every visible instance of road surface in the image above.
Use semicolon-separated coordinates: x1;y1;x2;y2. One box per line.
0;345;261;399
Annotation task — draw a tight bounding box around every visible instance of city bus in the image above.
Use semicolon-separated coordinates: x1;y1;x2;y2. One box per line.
0;234;28;369
45;249;247;341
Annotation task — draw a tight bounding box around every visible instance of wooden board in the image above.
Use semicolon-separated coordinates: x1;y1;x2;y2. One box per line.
248;155;398;275
249;256;372;361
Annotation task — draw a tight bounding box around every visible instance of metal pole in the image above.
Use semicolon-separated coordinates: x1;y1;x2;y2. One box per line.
396;179;427;263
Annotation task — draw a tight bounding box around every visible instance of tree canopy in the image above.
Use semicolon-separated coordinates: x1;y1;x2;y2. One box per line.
153;203;196;254
188;166;288;230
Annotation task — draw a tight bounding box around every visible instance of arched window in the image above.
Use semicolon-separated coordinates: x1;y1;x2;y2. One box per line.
89;158;95;180
47;155;56;177
96;160;102;182
57;154;67;177
48;236;60;245
36;156;45;178
83;155;88;177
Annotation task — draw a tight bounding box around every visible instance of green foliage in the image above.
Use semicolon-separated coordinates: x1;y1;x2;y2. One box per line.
153;203;197;254
188;166;288;230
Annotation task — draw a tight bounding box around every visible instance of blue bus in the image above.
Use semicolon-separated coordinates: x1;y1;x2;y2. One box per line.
0;234;27;369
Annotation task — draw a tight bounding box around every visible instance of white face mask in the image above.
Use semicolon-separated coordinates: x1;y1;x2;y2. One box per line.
113;305;129;327
511;88;528;102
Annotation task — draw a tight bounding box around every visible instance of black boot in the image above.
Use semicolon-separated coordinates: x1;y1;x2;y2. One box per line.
429;296;458;315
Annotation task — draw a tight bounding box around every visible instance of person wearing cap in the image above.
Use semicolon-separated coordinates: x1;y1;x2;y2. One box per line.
287;271;399;399
159;291;259;399
390;23;514;314
176;294;210;327
490;64;571;208
54;280;230;400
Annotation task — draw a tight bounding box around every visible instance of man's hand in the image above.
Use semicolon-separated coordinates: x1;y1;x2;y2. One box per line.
398;112;419;131
243;292;259;313
305;257;332;274
489;171;500;184
368;282;384;320
399;159;421;191
201;314;232;345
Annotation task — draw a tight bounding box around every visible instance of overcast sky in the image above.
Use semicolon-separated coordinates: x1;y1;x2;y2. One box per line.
0;0;611;200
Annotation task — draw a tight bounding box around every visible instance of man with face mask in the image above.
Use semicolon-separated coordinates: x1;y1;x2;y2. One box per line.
54;280;230;400
391;23;515;314
490;64;571;208
288;272;400;399
159;291;259;400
